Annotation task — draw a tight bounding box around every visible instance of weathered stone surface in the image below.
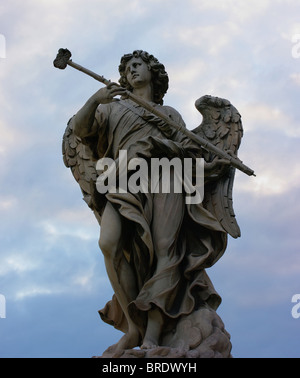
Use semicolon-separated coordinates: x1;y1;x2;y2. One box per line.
97;307;232;358
60;49;251;357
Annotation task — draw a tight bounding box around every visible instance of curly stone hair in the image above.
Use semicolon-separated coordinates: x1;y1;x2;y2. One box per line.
118;50;169;105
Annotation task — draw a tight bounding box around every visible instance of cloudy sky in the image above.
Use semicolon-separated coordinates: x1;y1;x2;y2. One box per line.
0;0;300;358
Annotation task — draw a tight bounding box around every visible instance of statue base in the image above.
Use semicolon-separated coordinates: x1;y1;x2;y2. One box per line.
96;307;232;358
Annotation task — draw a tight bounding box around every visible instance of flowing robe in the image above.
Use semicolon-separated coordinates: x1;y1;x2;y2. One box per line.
79;98;227;338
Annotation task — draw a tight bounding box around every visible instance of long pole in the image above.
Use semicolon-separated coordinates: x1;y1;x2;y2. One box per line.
54;49;255;176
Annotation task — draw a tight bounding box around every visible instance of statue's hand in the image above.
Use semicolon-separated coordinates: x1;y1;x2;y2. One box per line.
205;149;238;176
92;82;127;104
204;156;231;177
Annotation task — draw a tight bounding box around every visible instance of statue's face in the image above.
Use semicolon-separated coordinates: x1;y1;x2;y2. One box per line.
125;57;152;89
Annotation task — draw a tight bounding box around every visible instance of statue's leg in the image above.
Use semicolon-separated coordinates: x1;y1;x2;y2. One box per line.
99;201;140;351
141;190;184;349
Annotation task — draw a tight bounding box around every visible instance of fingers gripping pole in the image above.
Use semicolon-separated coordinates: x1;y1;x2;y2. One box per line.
53;48;111;85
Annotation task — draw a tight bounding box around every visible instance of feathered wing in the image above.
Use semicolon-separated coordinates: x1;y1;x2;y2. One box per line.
62;117;102;225
192;95;243;238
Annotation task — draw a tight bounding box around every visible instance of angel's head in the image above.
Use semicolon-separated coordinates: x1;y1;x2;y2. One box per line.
118;50;169;105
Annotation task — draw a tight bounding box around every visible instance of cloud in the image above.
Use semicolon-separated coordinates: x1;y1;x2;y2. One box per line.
15;287;62;301
235;129;300;197
241;102;300;137
40;209;99;243
169;22;241;55
0;253;38;276
0;195;17;210
290;73;300;85
190;0;271;20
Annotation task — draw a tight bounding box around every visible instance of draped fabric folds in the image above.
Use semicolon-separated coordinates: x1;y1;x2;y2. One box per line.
80;99;227;338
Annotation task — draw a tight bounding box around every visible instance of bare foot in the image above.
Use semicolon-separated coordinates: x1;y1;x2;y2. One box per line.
141;307;164;349
141;337;158;350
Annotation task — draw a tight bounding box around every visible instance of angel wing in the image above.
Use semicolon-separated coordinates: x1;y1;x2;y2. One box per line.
62;117;102;224
192;95;243;238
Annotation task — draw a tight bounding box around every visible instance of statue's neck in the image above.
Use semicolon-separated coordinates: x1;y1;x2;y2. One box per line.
132;84;153;103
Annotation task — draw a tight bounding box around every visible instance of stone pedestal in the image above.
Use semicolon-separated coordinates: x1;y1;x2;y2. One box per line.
98;307;232;358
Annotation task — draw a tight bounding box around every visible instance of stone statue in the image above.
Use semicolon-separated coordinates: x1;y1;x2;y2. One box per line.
61;50;248;358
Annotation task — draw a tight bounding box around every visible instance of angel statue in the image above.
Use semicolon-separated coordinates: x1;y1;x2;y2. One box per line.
62;50;244;358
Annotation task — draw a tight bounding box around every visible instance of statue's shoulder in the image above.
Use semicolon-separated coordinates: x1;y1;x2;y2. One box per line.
159;104;185;125
159;103;179;114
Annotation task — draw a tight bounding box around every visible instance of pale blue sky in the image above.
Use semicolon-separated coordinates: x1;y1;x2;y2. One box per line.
0;0;300;357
